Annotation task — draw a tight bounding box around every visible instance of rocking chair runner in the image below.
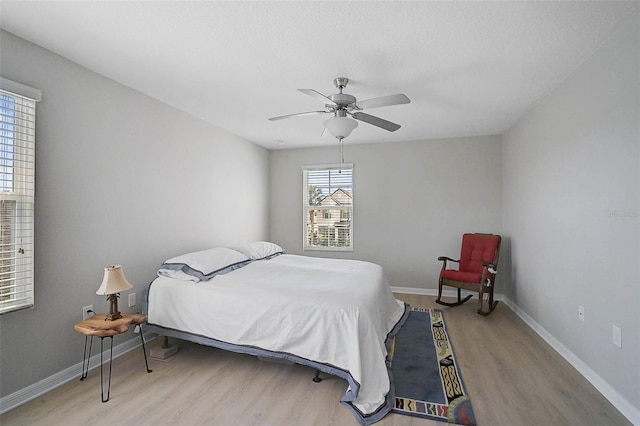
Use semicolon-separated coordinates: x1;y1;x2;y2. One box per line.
436;233;502;316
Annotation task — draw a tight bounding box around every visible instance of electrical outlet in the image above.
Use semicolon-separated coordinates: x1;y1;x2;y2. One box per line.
613;325;622;348
578;305;585;322
82;304;94;320
128;292;136;308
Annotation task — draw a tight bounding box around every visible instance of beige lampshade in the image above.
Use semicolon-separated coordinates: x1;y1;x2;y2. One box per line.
96;265;133;295
324;116;358;139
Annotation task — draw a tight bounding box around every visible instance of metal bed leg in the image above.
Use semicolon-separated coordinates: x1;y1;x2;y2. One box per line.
312;369;322;383
80;336;93;380
100;336;114;403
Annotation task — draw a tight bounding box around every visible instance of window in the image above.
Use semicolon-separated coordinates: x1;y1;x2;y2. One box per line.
0;78;40;314
302;164;353;251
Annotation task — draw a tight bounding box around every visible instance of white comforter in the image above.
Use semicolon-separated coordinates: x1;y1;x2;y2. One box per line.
147;254;406;419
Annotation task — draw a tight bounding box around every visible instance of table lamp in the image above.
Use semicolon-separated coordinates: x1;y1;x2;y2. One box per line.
96;265;133;321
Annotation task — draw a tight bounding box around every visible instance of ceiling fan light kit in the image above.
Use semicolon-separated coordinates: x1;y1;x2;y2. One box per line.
269;77;410;140
324;114;358;139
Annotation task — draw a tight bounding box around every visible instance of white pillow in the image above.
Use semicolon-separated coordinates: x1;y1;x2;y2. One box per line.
158;247;250;282
232;241;284;260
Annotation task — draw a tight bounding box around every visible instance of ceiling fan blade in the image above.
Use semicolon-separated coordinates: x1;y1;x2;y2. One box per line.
352;112;401;132
268;111;329;121
298;89;338;106
354;94;410;110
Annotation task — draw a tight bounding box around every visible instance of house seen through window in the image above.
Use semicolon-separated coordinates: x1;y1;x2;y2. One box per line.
303;164;353;251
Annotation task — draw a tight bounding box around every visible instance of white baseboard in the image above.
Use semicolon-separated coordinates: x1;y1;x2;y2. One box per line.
0;333;156;415
391;285;506;301
391;286;438;296
390;286;639;425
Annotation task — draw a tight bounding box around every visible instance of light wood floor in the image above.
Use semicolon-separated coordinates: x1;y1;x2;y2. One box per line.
1;294;631;426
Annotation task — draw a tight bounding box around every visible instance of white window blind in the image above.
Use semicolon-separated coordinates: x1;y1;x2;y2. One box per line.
302;164;353;251
0;80;39;315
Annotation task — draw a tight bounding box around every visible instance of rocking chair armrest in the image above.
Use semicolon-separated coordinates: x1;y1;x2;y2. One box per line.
438;256;458;271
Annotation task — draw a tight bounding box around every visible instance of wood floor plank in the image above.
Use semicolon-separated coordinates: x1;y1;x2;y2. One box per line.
0;294;631;425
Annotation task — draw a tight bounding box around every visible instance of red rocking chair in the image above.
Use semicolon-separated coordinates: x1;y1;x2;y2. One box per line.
436;233;502;316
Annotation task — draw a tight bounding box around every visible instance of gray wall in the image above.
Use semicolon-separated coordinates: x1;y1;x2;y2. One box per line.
270;136;503;289
0;30;270;397
502;17;639;411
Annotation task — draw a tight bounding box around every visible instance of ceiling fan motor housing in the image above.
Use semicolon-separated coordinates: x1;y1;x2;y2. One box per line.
329;93;357;107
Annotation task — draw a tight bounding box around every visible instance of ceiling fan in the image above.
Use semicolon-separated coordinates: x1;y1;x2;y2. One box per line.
268;77;410;139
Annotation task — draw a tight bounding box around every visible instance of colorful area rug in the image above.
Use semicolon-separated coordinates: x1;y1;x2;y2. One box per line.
390;308;476;425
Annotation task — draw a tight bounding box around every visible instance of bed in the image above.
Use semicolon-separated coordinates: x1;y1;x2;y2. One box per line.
142;242;409;425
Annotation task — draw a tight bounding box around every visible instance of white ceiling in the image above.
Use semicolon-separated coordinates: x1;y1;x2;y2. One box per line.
1;1;637;150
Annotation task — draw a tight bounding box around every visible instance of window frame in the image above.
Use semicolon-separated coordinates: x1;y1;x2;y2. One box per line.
302;163;354;252
0;78;40;315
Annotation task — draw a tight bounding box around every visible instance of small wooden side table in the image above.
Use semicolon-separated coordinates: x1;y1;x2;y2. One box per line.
74;313;152;402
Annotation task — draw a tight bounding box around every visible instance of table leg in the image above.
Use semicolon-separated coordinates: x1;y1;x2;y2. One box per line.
80;336;93;381
138;325;153;373
100;336;114;403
